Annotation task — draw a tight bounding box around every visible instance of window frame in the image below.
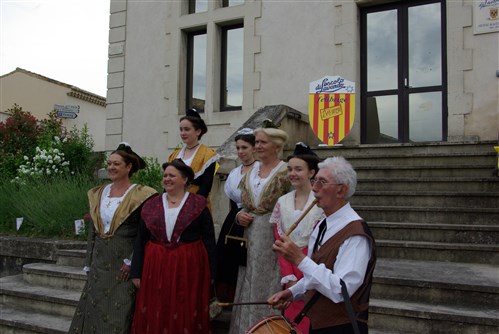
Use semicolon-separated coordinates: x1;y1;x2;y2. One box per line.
186;29;208;113
360;0;447;143
220;23;244;112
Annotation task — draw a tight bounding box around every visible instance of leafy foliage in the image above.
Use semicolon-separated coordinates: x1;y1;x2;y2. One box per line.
132;157;164;192
0;105;39;179
0;104;103;238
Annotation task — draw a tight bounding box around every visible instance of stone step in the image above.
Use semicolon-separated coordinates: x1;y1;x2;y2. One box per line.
56;249;86;267
369;222;499;245
344;153;496;168
0;304;72;334
354;205;499;225
23;263;86;291
0;275;80;317
211;311;400;334
352;191;499;208
372;259;499;308
369;298;499;334
312;141;497;157
354;164;495;179
53;241;86;250
357;178;499;193
376;240;499;265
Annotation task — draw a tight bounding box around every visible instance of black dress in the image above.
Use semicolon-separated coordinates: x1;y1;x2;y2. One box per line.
215;199;247;285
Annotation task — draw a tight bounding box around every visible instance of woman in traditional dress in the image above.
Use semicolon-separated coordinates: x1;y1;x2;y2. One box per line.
168;108;219;204
269;142;324;334
130;159;216;334
69;143;157;334
215;128;256;303
229;121;292;334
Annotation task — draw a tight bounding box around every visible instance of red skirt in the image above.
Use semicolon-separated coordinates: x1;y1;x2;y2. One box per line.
131;240;211;334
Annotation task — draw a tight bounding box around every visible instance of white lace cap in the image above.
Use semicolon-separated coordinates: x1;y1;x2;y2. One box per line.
237;128;253;135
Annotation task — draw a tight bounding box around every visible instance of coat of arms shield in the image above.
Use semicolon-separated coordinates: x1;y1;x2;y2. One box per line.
308;76;356;146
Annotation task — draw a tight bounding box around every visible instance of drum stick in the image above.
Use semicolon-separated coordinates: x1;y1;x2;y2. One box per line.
217;301;271;307
285;199;318;237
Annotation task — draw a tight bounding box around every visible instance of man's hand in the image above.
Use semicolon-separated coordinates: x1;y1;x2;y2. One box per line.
267;289;293;310
272;235;306;265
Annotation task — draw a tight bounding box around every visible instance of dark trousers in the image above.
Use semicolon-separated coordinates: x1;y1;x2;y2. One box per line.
310;322;368;334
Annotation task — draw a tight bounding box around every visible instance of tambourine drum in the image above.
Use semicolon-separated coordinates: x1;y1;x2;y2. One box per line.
245;315;302;334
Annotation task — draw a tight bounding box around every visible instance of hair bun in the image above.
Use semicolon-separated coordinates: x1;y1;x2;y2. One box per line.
186;108;201;118
293;142;317;157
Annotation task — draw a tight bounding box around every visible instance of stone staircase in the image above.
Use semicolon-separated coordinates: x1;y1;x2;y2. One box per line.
1;141;498;333
0;247;86;333
312;141;499;333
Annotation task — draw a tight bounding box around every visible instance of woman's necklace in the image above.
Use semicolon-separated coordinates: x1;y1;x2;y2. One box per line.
167;194;183;205
186;143;200;150
243;160;256;167
106;184;127;208
105;197;122;209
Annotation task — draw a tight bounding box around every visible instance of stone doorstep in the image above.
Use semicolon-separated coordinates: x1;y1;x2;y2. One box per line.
376;240;499;255
357;178;499;193
355;205;499;214
0;275;80;317
23;263;86;291
369;222;499;244
56;249;86;258
374;259;499;292
370;222;499;231
0;304;71;334
376;242;499;265
372;259;499;309
56;249;86;267
354;206;499;225
23;263;86;280
370;298;499;327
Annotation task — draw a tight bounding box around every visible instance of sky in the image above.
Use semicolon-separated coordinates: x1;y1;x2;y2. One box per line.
1;0;110;97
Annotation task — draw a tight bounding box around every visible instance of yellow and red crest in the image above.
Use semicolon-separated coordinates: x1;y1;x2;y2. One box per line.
308;76;355;146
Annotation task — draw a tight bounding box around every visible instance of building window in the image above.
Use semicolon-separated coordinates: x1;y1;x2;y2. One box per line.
188;0;208;14
223;0;244;7
221;24;244;111
360;0;447;143
186;30;207;112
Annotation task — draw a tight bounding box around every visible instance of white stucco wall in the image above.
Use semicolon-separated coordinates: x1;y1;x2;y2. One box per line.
464;30;499;139
446;1;499;142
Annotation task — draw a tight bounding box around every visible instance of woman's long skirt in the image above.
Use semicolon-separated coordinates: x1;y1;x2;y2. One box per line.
131;240;211;333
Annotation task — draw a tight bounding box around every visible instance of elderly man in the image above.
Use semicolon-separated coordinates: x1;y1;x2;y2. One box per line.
269;156;376;334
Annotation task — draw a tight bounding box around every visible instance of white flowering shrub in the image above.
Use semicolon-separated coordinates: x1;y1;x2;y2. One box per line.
13;136;72;183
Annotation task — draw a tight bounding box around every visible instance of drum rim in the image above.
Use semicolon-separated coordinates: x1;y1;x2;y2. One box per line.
245;315;300;334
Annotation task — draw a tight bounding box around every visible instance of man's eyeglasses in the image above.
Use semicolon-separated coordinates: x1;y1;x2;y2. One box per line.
311;178;343;188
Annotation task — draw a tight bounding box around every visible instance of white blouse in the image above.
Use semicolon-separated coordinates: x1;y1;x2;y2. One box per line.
162;192;189;242
224;165;244;208
249;161;286;205
175;145;200;166
99;183;136;234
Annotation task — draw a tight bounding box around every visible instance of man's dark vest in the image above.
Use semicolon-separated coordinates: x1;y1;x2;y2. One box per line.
304;220;376;330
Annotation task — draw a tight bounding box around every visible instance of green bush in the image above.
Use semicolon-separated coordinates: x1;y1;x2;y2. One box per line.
62;124;97;177
132;157;164;192
0;104;102;238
